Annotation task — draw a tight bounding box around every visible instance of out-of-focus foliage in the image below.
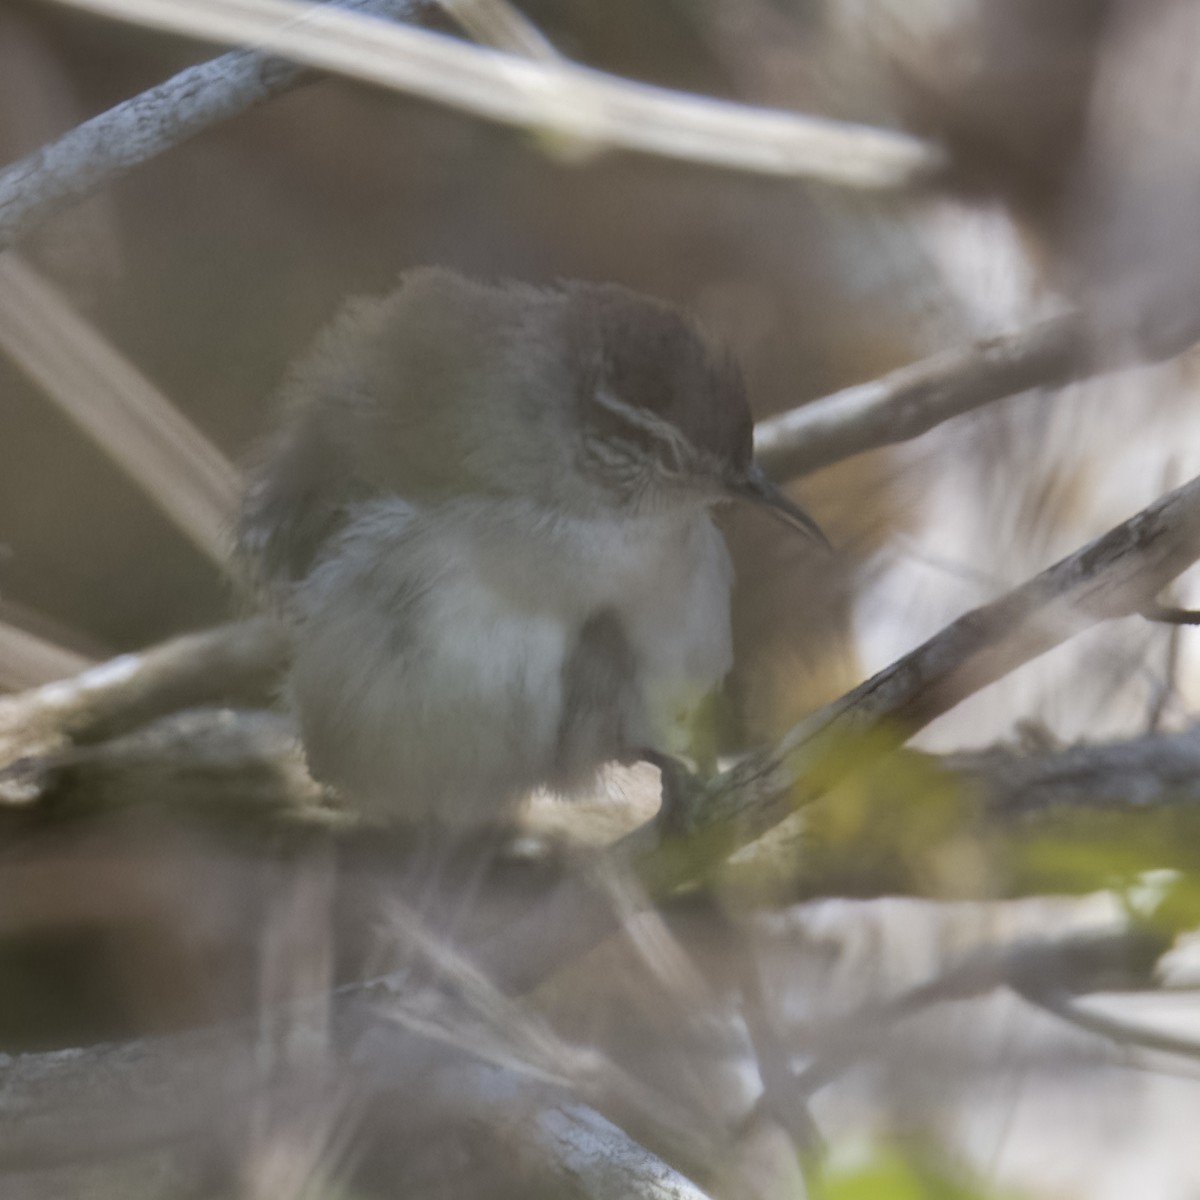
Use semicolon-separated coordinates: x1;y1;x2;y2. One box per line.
817;1142;1029;1200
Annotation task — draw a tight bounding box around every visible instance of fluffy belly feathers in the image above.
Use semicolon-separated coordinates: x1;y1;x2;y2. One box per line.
289;498;733;822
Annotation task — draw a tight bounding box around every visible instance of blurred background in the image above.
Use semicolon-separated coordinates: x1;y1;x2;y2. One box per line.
3;1;1200;1197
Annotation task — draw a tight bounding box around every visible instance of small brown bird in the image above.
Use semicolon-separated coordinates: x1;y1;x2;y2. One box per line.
239;268;824;828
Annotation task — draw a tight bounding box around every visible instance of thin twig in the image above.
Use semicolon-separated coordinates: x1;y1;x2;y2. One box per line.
46;0;943;188
754;303;1200;483
0;617;288;767
1014;985;1200;1065
0;706;326;815
685;470;1200;861
3;473;1195;982
790;926;1162;1097
369;900;723;1169
0;0;428;251
946;725;1200;818
755;312;1090;480
725;924;1166;1136
0;1023;265;1170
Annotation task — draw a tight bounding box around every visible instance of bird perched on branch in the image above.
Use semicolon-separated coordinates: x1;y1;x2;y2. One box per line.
238;268;825;830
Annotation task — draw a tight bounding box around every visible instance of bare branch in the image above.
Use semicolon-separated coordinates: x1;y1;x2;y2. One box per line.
0;618;288;769
0;254;241;563
0;0;428;251
0;707;327;819
361;899;723;1168
0;1007;713;1198
754;312;1090;480
0;1023;264;1171
46;0;943;189
787;926;1164;1099
754;296;1200;484
946;726;1200;818
689;472;1200;858
0;872;1174;1190
419;1058;716;1200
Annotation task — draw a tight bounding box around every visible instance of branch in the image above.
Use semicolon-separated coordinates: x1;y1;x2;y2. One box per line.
683;470;1200;859
755;303;1200;482
0;868;1178;1190
946;726;1200;819
419;1058;715;1200
45;0;943;189
0;0;429;251
754;312;1089;480
787;926;1165;1099
0;618;288;769
1014;985;1200;1065
0;1023;263;1171
0;707;327;820
0;1002;713;1198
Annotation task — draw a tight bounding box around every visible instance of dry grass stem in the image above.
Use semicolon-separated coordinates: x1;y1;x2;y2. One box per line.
0;254;240;563
46;0;942;187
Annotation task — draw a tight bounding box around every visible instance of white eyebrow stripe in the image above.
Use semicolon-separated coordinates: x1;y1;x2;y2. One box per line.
593;387;695;473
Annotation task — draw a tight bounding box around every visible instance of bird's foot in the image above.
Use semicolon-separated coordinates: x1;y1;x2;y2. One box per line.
641;750;707;839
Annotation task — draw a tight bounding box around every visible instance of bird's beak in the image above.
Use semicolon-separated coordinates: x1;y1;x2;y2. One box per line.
727;463;832;550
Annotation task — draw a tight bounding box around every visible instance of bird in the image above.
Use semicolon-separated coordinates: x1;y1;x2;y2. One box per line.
237;267;826;831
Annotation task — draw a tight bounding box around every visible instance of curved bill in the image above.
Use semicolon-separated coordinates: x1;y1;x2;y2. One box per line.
727;463;833;550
